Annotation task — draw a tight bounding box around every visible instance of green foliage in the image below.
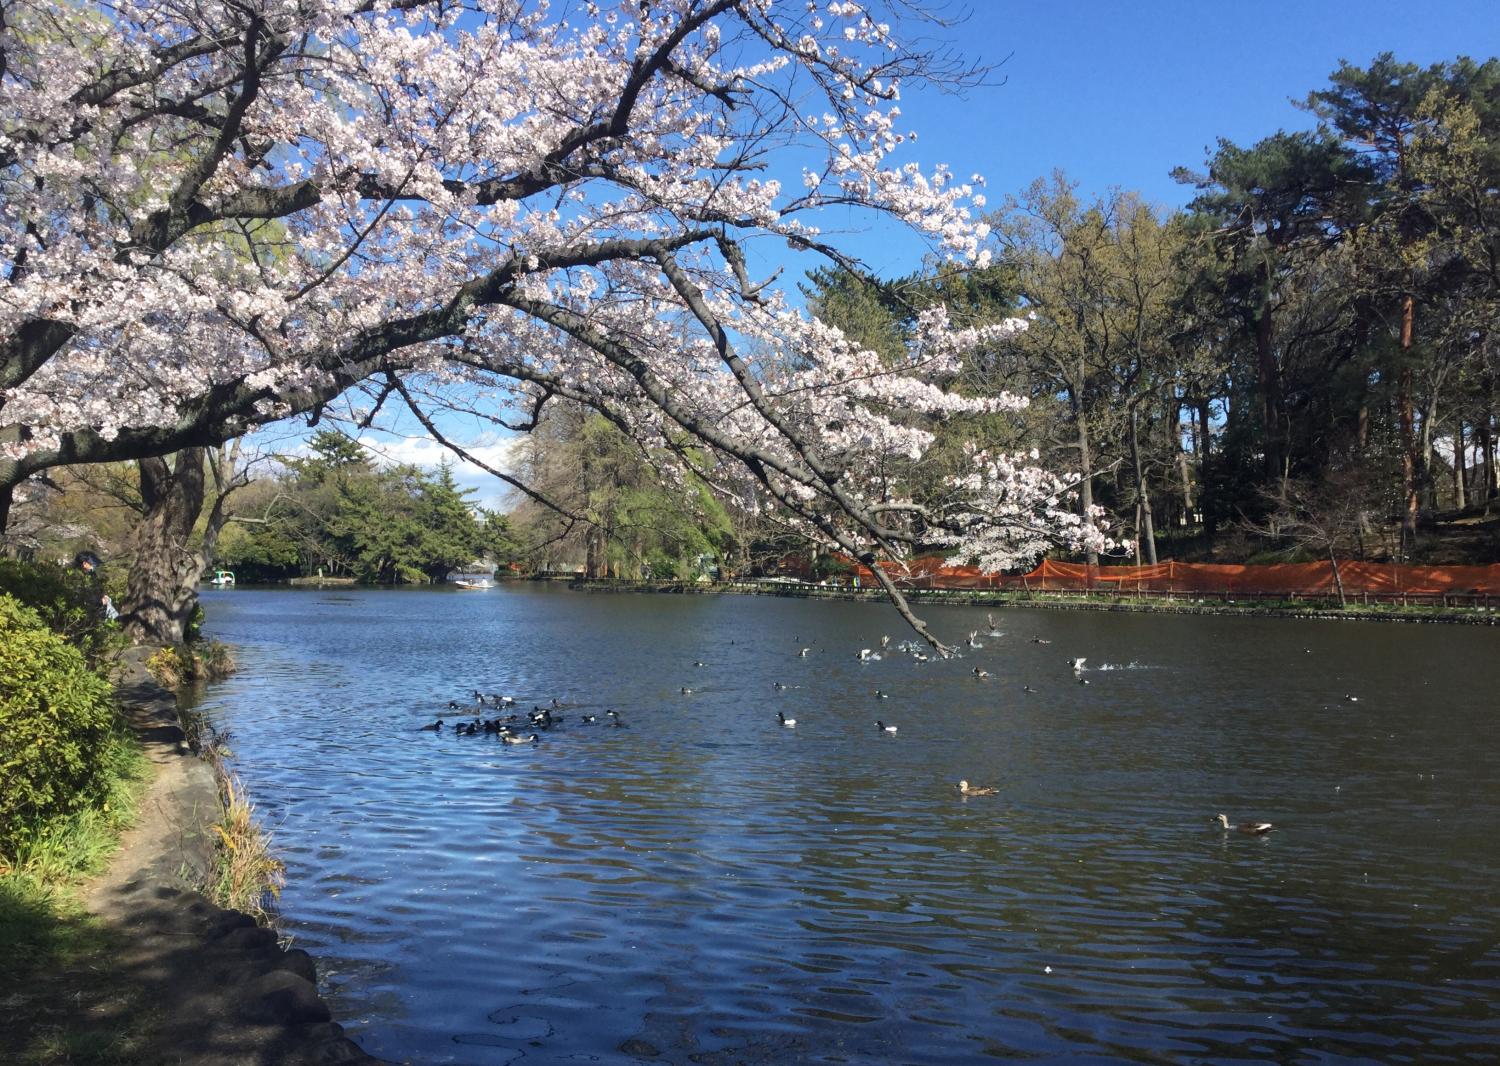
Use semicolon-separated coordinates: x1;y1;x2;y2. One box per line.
0;559;121;664
216;437;489;584
0;596;121;857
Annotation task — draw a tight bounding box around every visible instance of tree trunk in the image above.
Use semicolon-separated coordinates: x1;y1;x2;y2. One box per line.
1177;403;1194;520
1070;386;1099;568
1398;295;1419;549
1329;546;1346;609
1419;392;1439;517
122;449;208;645
1454;422;1467;510
1129;406;1157;565
1482;395;1497;502
0;480;11;537
1254;276;1283;483
1197;399;1215;539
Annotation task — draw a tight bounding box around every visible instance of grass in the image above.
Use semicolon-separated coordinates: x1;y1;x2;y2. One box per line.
144;641;238;690
204;768;285;922
0;726;158;1065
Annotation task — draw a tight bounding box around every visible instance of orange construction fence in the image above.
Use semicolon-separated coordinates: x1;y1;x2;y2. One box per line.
837;557;1500;597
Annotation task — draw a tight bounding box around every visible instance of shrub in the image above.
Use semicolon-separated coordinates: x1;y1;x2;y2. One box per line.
146;641;238;690
0;558;122;664
0;596;118;856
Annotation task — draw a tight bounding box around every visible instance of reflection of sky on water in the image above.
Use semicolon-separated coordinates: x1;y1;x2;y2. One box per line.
189;587;1500;1064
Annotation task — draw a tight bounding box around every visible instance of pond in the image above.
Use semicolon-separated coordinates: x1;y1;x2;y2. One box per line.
189;586;1500;1064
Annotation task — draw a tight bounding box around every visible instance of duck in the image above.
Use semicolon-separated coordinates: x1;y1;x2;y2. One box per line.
1031;636;1052;645
605;710;627;728
447;700;462;710
957;780;997;796
1022;684;1035;694
1078;677;1091;685
500;732;540;745
858;648;875;661
876;720;898;734
778;711;796;728
874;689;890;699
473;690;487;705
1072;657;1087;674
1215;813;1274;835
497;695;516;707
681;686;694;694
880;635;891;649
798;647;810;657
972;667;989;679
417;719;444;731
693;660;706;667
1344;694;1360;703
580;714;597;724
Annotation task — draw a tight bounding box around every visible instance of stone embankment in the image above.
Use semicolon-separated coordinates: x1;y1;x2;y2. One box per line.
90;647;386;1066
570;579;1500;625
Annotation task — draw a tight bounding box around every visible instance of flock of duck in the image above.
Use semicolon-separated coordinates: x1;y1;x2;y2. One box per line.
417;610;1289;836
416;691;631;745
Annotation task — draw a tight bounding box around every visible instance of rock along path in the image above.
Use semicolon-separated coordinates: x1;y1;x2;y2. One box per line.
77;646;388;1066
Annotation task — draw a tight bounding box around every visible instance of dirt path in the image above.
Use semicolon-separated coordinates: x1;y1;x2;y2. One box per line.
3;648;387;1066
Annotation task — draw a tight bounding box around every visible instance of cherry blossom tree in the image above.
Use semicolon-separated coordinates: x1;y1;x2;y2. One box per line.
1;0;1108;648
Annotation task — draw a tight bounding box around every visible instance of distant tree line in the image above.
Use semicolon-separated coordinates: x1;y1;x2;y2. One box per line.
797;53;1500;566
217;432;519;584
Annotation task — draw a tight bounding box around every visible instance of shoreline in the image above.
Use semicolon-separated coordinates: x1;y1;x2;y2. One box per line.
81;647;384;1066
569;579;1500;625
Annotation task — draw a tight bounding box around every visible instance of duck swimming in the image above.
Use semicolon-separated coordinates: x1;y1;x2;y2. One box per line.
972;668;989;679
778;711;796;728
957;780;997;796
1031;636;1052;645
500;732;540;745
876;720;898;734
580;714;597;724
417;719;444;731
1215;813;1274;835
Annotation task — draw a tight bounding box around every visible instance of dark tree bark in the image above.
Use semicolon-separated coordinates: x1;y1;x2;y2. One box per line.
1197;399;1216;539
1129;406;1157;565
1398;295;1419;548
1454;423;1467;510
122;450;209;645
1252;261;1285;484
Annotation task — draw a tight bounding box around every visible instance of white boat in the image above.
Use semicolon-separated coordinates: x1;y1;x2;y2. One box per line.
209;569;236;587
452;577;494;590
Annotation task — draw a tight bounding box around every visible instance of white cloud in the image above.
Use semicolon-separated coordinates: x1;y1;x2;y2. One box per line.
356;432;525;510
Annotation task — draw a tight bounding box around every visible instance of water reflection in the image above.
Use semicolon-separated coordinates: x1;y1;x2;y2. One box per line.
188;587;1500;1063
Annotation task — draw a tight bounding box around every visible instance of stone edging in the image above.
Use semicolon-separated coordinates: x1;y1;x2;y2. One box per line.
569;580;1500;625
95;645;388;1066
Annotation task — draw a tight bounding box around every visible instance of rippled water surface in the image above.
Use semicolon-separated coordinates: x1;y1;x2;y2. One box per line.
189;587;1500;1064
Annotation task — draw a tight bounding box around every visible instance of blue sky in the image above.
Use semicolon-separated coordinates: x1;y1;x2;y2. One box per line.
818;0;1497;275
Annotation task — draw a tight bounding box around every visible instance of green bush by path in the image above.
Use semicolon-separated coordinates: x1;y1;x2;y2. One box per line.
0;595;119;857
0;558;123;665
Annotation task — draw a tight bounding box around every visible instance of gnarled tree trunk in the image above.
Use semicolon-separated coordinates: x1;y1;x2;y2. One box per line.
123;450;208;645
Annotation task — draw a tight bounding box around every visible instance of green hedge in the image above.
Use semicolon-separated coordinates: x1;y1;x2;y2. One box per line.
0;595;117;855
